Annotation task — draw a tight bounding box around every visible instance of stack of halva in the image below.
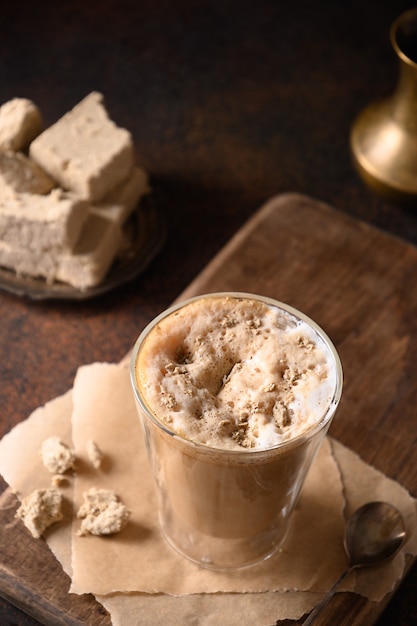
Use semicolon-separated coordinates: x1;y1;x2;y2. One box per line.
0;92;149;289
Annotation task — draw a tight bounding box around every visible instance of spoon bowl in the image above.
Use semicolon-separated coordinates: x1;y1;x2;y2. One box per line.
303;501;407;625
345;501;407;568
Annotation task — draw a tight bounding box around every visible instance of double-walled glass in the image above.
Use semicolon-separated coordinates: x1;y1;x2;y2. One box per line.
130;293;343;569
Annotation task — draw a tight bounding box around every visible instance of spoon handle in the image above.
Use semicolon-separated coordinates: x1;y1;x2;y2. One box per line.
302;566;353;625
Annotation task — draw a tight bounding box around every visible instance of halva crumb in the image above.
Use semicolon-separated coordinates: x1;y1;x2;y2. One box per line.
86;439;104;469
51;474;69;488
77;487;130;536
16;488;63;539
41;436;75;474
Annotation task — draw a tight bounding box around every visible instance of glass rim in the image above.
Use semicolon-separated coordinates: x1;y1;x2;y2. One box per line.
130;292;343;458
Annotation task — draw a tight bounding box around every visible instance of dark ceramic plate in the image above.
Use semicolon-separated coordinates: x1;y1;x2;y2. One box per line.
0;195;166;301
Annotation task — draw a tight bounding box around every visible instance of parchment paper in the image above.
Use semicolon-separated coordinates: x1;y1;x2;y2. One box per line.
70;362;346;596
1;360;416;626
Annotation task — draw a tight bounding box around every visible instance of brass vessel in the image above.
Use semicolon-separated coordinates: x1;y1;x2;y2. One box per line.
351;8;417;204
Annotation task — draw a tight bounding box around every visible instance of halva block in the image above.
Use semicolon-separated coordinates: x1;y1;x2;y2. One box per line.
0;97;43;151
0;188;87;251
29;92;134;202
0;150;55;196
0;210;122;289
93;165;149;225
56;212;122;289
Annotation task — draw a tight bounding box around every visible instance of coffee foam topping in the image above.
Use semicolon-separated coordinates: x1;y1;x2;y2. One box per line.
136;296;336;451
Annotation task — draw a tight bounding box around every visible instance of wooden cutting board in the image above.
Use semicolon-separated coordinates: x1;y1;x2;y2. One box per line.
1;192;416;625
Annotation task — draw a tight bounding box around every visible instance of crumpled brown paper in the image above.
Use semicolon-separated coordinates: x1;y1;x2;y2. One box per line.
70;362;346;596
0;360;416;626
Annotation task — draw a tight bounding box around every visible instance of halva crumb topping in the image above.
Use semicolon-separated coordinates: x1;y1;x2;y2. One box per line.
137;296;337;451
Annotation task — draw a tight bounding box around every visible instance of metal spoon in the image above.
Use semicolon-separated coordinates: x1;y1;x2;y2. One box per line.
302;501;407;625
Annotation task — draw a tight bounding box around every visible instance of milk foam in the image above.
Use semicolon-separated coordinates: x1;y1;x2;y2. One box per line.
136;296;337;451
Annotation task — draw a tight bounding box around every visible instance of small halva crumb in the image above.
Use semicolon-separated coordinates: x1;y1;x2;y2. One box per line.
51;474;69;488
16;488;63;538
86;439;104;469
77;487;130;537
41;436;75;474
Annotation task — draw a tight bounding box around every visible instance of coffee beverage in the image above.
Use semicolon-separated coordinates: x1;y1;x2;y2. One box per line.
131;293;342;568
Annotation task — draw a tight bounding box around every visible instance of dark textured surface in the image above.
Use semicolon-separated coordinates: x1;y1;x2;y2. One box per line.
1;1;417;624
